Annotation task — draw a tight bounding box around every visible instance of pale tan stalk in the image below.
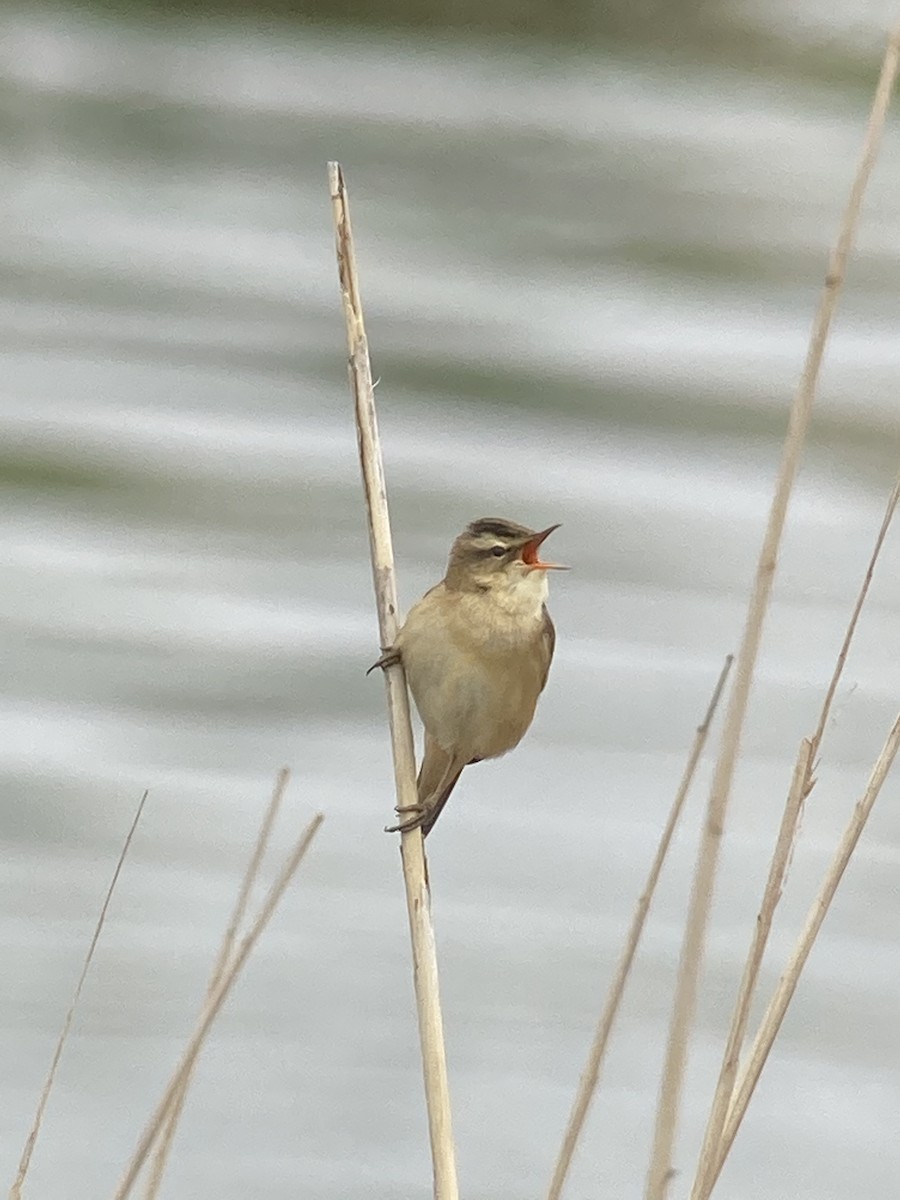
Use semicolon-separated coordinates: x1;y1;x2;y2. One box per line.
689;741;812;1199
547;655;733;1200
142;769;291;1199
113;812;323;1199
809;473;900;757
9;790;148;1200
643;27;900;1198
693;473;900;1198
328;161;458;1200
704;712;900;1191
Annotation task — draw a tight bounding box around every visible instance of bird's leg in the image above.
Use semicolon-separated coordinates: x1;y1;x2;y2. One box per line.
385;755;464;834
389;750;430;818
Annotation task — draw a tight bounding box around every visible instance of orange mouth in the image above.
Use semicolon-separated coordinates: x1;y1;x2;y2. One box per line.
521;524;567;570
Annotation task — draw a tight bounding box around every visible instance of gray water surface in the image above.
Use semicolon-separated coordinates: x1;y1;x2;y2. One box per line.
2;6;900;1198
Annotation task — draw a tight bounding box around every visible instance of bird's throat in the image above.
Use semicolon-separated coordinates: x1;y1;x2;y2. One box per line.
489;568;549;621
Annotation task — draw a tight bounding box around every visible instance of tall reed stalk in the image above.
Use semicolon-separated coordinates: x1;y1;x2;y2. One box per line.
644;25;900;1198
328;161;459;1200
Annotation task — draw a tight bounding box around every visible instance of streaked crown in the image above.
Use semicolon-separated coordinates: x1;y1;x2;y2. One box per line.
463;517;538;547
445;517;551;590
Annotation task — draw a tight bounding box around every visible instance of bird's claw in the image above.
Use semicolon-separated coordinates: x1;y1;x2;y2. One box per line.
366;647;401;676
385;804;428;834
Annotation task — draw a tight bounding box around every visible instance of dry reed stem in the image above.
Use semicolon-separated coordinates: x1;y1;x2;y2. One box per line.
809;473;900;757
642;26;900;1198
113;812;324;1200
547;655;733;1200
328;161;459;1200
689;740;812;1200
709;711;900;1188
692;472;900;1197
142;769;291;1199
8;790;148;1200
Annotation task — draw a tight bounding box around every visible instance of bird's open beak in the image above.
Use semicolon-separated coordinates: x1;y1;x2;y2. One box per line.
521;524;568;571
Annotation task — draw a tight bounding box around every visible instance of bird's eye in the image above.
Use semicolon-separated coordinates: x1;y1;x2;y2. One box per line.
490;545;506;557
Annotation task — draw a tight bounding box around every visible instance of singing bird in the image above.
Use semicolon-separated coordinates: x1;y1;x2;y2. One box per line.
371;518;566;836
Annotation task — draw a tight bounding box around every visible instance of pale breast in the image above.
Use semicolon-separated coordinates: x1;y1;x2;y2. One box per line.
397;584;550;761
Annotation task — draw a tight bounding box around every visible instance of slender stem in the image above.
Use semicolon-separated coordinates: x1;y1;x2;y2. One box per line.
809;473;900;758
709;712;900;1189
690;740;812;1200
328;161;459;1200
113;813;324;1200
547;655;733;1200
643;26;900;1198
142;769;291;1199
693;470;900;1199
9;792;149;1200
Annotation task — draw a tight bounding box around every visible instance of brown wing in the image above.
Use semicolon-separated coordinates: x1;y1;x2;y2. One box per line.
539;604;556;692
417;733;466;838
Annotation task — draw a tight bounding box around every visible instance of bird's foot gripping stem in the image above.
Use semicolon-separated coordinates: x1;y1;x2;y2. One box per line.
366;647;401;676
385;804;428;834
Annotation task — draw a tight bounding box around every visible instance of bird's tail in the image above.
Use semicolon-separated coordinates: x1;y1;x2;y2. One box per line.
417;733;465;837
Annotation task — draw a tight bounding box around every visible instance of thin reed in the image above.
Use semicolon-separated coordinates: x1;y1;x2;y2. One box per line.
328;161;459;1200
8;791;149;1200
642;26;900;1199
114;806;324;1199
8;775;321;1200
547;654;733;1200
711;710;900;1182
692;471;900;1198
142;768;292;1199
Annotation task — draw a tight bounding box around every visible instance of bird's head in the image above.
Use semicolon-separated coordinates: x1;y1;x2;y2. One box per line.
445;517;567;595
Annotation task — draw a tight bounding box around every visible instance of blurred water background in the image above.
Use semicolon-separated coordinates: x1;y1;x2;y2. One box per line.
2;1;900;1197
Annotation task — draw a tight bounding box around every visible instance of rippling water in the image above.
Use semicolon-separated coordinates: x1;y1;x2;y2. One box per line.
2;5;900;1198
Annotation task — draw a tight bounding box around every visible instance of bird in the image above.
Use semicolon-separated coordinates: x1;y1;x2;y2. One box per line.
370;517;566;836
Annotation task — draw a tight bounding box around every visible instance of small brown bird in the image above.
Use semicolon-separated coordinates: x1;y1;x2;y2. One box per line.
371;517;566;836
